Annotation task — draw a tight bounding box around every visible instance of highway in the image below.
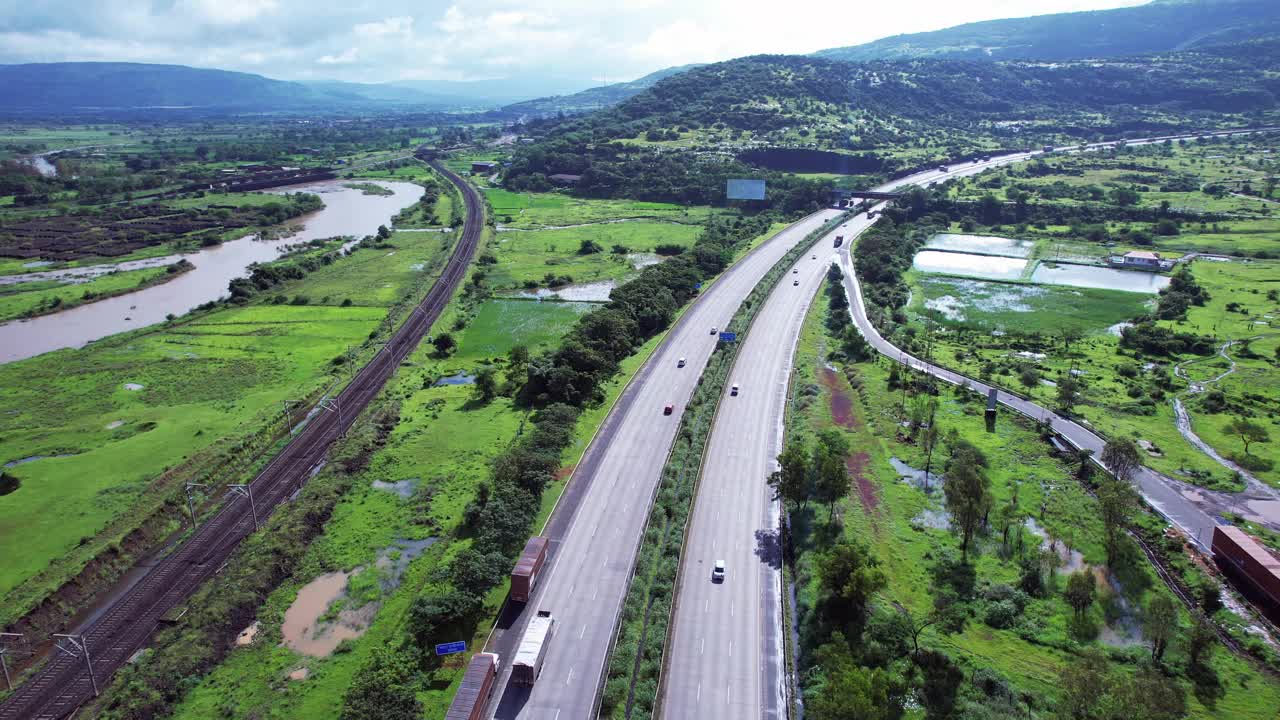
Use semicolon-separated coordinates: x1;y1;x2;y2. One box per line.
0;161;484;720
657;155;1035;720
487;210;843;719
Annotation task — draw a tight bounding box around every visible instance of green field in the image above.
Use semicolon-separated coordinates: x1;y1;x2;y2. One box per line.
0;231;452;621
483;188;712;228
787;282;1280;719
488;222;701;288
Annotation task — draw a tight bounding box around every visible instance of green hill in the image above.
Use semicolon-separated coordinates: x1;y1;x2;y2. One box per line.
501;65;704;117
816;0;1280;62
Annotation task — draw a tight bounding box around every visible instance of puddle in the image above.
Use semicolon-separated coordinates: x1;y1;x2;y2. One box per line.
375;538;436;588
912;508;952;530
280;570;370;657
1025;518;1086;573
925;233;1035;258
925;295;966;321
372;478;419;499
1097;571;1144;646
1030;263;1170;294
514;280;616;302
913;250;1028;281
819;367;860;429
236;621;260;646
288;667;310;681
1014;351;1047;361
106;420;125;430
4;453;76;468
434;372;476;386
123;383;145;391
629;253;661;269
890;457;941;492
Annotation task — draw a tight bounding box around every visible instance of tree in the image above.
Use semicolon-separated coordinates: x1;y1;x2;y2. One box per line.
768;440;810;508
1101;437;1142;483
1144;594;1179;664
1056;374;1082;412
377;224;392;240
813;430;851;518
340;647;422;720
1225;417;1270;455
1019;366;1040;389
806;639;899;720
943;442;992;559
505;344;530;392
816;539;886;640
1057;648;1109;720
577;238;603;255
1185;614;1217;669
474;366;498;402
1096;474;1137;567
1064;569;1096;617
431;332;456;356
920;421;941;491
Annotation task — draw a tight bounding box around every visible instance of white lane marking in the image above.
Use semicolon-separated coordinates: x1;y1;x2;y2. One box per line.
731;602;735;618
554;711;560;720
568;584;575;597
726;683;731;704
592;523;598;538
593;587;599;601
704;599;709;613
729;640;733;658
580;624;587;639
566;667;574;685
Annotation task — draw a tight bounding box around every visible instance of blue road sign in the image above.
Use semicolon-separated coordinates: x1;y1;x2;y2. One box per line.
718;332;737;343
435;641;467;656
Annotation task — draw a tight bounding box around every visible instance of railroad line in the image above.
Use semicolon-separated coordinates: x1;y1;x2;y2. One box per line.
0;161;483;720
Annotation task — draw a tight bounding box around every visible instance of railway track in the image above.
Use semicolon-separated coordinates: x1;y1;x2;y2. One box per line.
0;161;484;720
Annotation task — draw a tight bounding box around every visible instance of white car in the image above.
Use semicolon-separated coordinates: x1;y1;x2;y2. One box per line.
730;383;740;396
711;560;725;583
710;326;717;335
677;357;686;368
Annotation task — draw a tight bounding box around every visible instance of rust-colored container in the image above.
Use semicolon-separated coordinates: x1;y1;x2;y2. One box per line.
445;652;499;720
1213;526;1280;605
511;536;549;603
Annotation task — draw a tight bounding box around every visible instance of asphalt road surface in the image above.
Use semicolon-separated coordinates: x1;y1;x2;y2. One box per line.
487;210;842;720
658;155;1037;720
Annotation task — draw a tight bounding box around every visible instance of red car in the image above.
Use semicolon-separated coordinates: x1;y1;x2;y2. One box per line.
663;403;674;415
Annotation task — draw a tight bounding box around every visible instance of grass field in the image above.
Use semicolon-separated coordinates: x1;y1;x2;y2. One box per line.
910;273;1153;333
0;230;453;620
484;188;713;228
788;283;1280;718
488;222;701;288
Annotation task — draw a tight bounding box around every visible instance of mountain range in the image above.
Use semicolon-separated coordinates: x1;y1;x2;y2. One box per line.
1;0;1277;115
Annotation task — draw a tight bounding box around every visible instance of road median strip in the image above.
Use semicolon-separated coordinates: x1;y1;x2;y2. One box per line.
599;212;850;720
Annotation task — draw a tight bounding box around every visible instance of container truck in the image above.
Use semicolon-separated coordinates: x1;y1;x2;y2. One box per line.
1213;526;1280;607
511;536;548;603
445;653;499;720
512;610;555;686
833;235;844;248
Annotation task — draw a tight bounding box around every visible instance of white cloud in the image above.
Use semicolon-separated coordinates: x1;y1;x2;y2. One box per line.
175;0;279;26
435;4;466;34
354;16;414;38
317;47;359;64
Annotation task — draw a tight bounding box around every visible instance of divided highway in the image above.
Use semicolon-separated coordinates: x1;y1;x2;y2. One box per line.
659;155;1033;720
0;161;483;720
488;210;843;719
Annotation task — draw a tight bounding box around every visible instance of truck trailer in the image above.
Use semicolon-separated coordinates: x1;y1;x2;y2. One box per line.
512;610;556;686
834;235;844;248
1213;526;1280;608
511;536;549;603
445;652;499;720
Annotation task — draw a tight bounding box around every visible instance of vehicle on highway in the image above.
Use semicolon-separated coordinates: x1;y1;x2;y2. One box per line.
446;652;500;720
512;610;555;687
712;560;725;583
937;165;949;172
511;536;548;603
811;254;817;259
792;268;798;274
677;357;686;368
793;279;799;286
730;383;739;396
1043;144;1055;153
710;326;717;335
834;235;844;248
664;403;674;415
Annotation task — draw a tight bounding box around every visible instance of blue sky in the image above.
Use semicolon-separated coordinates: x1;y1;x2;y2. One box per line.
0;0;1147;85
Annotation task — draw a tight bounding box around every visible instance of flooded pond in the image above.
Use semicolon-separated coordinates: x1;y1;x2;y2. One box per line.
515;280;616;302
434;372;476;386
925;233;1035;258
1030;263;1171;294
0;180;423;364
0;255;185;287
913;251;1027;281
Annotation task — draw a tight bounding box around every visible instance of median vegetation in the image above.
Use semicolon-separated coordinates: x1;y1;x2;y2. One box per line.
599;212;849;720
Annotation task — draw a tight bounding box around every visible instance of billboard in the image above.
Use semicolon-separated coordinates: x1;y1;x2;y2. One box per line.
727;178;766;201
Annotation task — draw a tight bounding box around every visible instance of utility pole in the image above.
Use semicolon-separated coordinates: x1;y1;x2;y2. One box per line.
228;484;259;530
0;632;27;691
53;633;97;697
183;482;207;528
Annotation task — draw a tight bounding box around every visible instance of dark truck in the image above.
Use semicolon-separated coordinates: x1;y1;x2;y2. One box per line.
512;610;556;686
834;235;844;248
445;652;499;720
511;536;549;603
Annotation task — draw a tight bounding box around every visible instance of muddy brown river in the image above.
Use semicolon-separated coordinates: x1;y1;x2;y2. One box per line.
0;181;423;364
